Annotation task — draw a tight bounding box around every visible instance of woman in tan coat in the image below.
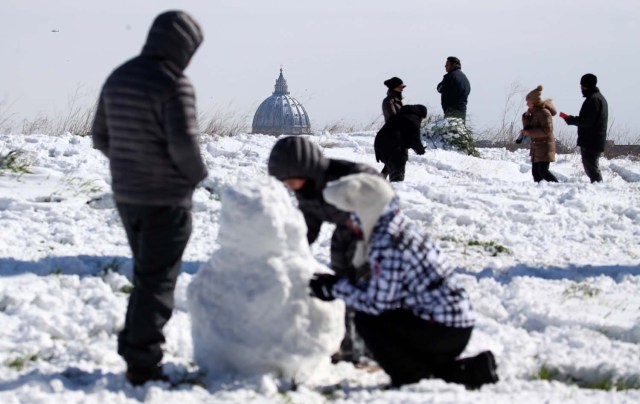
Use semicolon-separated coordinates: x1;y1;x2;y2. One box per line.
522;85;559;182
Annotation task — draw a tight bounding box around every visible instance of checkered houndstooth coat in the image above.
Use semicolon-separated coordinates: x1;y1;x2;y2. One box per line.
332;198;475;328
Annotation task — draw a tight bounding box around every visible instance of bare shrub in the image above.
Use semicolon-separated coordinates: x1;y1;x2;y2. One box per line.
607;119;640;146
54;86;96;136
481;81;527;147
14;85;96;136
0;99;16;134
476;81;527;147
21;114;52;135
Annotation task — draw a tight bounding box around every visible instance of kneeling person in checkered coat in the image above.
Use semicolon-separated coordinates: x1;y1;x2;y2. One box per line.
309;173;498;389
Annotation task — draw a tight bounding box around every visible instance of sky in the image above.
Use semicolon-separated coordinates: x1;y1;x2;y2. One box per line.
2;0;640;140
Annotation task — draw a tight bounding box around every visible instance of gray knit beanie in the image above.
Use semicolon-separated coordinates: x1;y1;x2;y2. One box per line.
268;136;327;180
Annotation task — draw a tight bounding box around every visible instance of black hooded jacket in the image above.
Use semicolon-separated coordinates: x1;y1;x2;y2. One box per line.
565;87;608;152
92;11;208;208
374;105;427;163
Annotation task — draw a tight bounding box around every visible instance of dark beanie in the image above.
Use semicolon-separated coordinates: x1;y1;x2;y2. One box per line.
384;77;405;89
580;73;598;88
268;136;327;180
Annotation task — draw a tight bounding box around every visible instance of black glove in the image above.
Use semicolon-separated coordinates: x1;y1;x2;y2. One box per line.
416;147;426;155
309;273;338;301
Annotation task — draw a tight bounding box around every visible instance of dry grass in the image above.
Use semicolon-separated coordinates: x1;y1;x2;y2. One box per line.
320;114;381;134
1;86;96;136
198;104;251;137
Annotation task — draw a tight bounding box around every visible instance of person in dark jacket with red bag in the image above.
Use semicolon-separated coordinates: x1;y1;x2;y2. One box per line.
562;73;608;183
374;104;427;182
91;10;208;385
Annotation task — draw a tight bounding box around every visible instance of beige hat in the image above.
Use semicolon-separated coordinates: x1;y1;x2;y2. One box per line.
525;85;544;106
323;174;395;267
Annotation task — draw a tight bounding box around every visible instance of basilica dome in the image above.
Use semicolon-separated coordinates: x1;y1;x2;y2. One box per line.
252;69;311;136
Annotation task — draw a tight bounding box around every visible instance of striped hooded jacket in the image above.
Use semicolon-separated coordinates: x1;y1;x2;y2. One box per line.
92;11;208;208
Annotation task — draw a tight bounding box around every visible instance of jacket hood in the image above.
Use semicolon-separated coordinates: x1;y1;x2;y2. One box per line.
141;11;203;72
323;173;396;267
323;174;395;243
541;99;557;116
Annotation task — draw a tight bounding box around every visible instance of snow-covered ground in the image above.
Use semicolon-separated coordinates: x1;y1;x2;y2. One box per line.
0;131;639;403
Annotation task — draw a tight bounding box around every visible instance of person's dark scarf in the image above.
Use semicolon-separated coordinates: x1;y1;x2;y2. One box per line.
387;89;403;100
581;86;599;98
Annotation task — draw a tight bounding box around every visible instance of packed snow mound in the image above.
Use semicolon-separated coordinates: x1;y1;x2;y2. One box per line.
187;176;345;380
422;117;480;157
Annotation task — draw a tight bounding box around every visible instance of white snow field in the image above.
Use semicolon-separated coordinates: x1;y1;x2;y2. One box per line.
0;131;639;403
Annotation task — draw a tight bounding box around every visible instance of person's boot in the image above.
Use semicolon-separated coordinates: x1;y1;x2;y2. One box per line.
126;364;169;386
461;351;499;390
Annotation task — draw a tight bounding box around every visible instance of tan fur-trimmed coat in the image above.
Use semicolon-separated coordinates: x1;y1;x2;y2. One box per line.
522;100;557;163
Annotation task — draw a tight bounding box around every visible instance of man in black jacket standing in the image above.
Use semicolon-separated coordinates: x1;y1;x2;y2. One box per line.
268;136;377;363
92;11;208;385
563;73;608;183
437;56;471;121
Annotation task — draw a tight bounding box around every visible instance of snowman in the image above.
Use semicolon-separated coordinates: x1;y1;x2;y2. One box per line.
188;176;344;381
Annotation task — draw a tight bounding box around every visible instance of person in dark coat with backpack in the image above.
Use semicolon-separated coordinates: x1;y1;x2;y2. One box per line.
91;10;208;386
437;56;471;120
382;77;405;123
562;73;608;183
374;104;427;182
309;173;499;389
268;136;378;363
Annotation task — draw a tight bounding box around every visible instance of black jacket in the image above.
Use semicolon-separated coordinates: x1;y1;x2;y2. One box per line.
437;68;470;114
296;159;378;244
92;11;208;208
374;105;427;163
382;90;403;123
566;88;608;152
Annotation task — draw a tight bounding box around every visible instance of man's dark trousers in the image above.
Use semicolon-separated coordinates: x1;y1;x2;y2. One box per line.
116;203;192;367
580;147;603;183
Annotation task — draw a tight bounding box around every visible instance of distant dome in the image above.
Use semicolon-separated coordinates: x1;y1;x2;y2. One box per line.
252;69;311;136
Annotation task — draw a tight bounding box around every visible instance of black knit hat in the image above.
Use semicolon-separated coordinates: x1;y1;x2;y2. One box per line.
580;73;598;88
383;77;406;89
268;136;327;180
